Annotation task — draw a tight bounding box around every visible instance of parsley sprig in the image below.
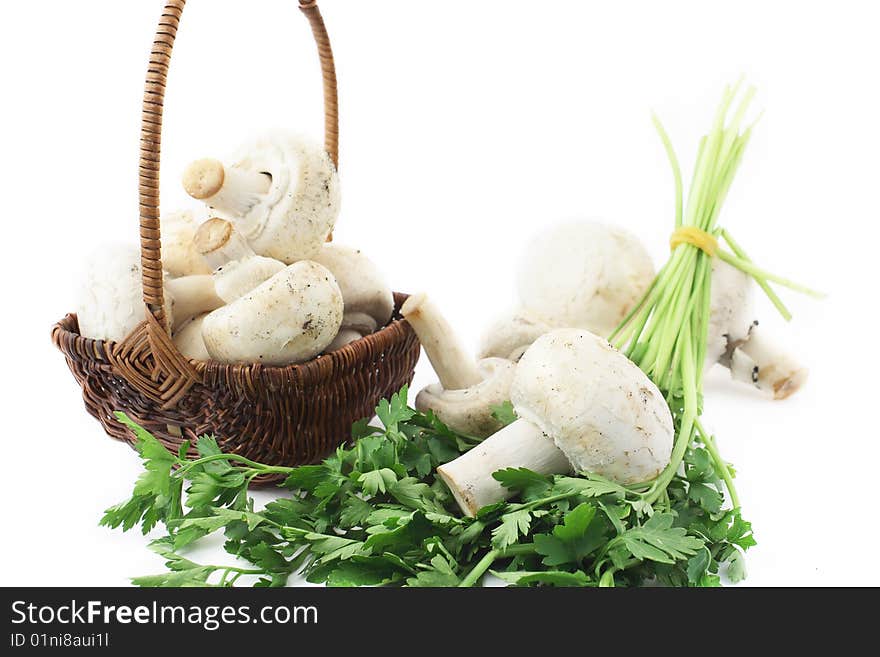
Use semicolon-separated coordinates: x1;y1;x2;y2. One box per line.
103;386;752;587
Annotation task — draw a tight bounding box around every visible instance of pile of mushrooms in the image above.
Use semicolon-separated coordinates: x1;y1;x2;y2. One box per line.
404;318;675;516
400;285;673;516
479;219;807;399
74;132;395;366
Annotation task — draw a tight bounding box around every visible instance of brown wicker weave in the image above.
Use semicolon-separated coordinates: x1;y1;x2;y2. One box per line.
51;0;421;483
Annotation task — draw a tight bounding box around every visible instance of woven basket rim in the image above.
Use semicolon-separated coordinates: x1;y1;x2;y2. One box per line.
53;293;414;386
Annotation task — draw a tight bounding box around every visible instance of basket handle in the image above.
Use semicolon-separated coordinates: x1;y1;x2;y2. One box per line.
138;0;339;333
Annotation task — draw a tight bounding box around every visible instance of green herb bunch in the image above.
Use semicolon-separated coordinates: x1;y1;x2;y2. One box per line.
610;81;819;512
103;387;753;587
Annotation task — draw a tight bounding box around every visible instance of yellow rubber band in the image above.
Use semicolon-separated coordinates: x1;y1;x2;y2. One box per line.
670;226;718;256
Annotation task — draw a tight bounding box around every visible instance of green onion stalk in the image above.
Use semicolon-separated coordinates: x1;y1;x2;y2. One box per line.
610;81;821;510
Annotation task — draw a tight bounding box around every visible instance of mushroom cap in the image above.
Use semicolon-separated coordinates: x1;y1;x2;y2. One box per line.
173;313;211;361
324;328;366;353
310;244;394;334
512;329;673;485
213;256;286;304
193;217;285;302
416;358;517;438
707;259;755;367
201;260;343;366
477;309;556;361
516;221;655;338
230;132;340;264
161;209;212;277
75;244;173;343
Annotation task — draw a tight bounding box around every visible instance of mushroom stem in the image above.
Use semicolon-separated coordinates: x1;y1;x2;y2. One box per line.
727;325;808;400
436;419;570;517
401;293;482;391
182;158;271;217
193;217;256;271
165;275;224;331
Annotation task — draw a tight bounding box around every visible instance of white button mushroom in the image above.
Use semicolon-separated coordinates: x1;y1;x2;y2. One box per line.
75;244;224;343
517;221;656;337
708;260;808;399
479;220;656;360
310;244;394;351
437;329;674;517
200;260;343;366
401;293;516;438
726;325;808;400
707;259;755;367
182;132;340;264
173;314;211;361
477;310;555;361
193;218;286;303
160;209;212;277
164;275;226;332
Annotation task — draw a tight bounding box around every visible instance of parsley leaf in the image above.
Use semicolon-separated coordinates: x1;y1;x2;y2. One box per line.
105;386;755;588
490;401;518;427
491;509;533;550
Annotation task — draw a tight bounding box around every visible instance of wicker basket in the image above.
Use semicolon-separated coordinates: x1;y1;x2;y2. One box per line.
51;0;421;483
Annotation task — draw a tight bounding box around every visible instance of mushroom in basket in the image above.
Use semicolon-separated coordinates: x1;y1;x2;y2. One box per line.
200;260;343;366
75;244;224;343
160;209;212;277
182;132;340;264
311;245;394;352
193;217;286;304
173;216;289;360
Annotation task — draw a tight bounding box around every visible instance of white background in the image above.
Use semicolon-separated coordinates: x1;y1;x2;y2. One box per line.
1;0;878;586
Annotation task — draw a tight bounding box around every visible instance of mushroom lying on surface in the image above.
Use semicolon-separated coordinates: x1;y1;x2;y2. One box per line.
517;221;656;336
161;209;211;277
477;310;555;361
479;220;655;359
311;244;394;351
201;260;343;366
401;293;516;438
182;132;340;264
708;260;808;399
75;245;224;342
193;218;285;303
437;329;674;517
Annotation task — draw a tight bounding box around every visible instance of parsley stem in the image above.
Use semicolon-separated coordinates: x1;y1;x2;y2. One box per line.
457;544;537;587
508;493;580;513
501;543;538;556
695;418;740;509
458;550;499;587
213;565;265;587
598;569;617;587
173;453;295;478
